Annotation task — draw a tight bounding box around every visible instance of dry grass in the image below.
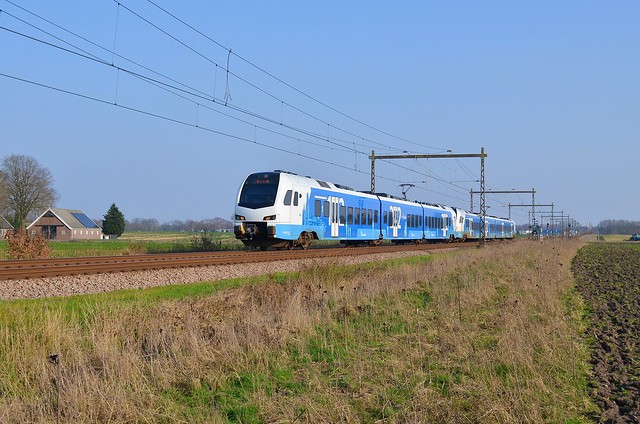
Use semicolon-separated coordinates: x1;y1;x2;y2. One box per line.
0;239;596;422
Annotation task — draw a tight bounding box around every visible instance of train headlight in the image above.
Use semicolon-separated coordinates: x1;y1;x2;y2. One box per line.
263;215;276;221
235;215;245;221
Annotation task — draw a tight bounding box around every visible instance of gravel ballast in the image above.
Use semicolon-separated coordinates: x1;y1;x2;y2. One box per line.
0;250;441;300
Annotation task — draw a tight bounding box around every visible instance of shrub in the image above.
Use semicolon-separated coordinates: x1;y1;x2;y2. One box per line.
6;230;51;259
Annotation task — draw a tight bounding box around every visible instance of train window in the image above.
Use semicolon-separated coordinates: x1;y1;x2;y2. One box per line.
283;190;292;206
293;192;299;206
361;209;367;225
367;209;372;225
238;172;280;209
383;211;388;225
314;200;321;217
347;207;354;224
355;208;360;225
407;214;412;228
340;206;346;224
374;210;379;224
324;201;330;218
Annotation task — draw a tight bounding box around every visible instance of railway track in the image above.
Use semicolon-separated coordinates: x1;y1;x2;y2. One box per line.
0;242;477;280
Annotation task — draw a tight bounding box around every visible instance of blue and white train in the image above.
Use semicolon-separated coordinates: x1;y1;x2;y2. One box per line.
233;170;515;249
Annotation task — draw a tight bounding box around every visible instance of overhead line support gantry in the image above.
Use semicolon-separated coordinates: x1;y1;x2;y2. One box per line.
369;147;488;246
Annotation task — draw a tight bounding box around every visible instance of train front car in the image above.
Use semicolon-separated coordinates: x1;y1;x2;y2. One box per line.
234;170;383;249
233;171;326;250
234;172;282;249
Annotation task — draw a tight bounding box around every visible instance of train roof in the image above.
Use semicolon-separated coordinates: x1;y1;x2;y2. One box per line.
268;171;515;222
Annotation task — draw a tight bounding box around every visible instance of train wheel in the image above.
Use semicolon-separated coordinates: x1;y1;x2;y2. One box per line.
298;232;313;250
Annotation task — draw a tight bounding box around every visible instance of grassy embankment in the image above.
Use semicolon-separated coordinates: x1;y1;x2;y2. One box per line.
0;239;597;422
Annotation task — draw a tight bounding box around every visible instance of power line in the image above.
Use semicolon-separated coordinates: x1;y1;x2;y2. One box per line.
114;0;430;154
1;1;401;156
1;2;485;205
0;71;419;191
0;20;368;157
143;0;446;152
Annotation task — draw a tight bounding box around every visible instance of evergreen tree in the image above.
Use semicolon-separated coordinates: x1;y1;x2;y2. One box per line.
102;203;125;237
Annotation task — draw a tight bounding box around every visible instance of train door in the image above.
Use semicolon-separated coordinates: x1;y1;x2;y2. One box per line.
284;187;304;222
328;196;341;237
466;218;473;238
442;214;448;238
390;206;400;238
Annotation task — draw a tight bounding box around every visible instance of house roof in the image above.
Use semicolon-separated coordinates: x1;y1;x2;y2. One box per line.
0;216;13;230
27;208;101;230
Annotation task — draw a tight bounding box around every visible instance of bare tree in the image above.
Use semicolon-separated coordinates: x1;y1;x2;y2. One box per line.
0;170;8;216
0;154;58;229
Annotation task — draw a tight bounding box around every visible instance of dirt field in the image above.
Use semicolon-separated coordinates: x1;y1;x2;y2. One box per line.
572;242;640;423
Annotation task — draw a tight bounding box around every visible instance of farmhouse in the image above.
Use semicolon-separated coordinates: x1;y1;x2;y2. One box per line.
27;208;103;240
0;216;14;238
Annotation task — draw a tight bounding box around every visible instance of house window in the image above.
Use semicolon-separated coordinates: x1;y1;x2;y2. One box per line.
41;226;57;239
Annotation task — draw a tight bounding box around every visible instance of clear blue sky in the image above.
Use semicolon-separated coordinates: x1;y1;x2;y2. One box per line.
2;1;638;226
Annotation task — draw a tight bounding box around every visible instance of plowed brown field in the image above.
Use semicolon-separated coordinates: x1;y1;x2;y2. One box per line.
572;242;640;423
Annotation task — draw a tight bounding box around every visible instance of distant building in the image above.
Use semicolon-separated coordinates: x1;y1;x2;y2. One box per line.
0;216;14;238
27;208;103;240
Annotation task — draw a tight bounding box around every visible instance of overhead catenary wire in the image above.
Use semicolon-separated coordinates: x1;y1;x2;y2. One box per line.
0;20;365;156
112;0;427;155
0;1;516;212
2;0;453;163
0;1;400;155
0;67;519;213
143;0;445;152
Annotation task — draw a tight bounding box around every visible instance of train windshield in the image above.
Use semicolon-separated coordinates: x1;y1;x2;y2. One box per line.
238;173;280;209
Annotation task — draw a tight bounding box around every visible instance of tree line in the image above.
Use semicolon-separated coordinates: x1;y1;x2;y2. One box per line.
597;220;640;235
123;217;233;232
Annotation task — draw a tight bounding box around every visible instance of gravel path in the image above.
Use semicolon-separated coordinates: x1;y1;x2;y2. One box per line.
0;250;442;300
